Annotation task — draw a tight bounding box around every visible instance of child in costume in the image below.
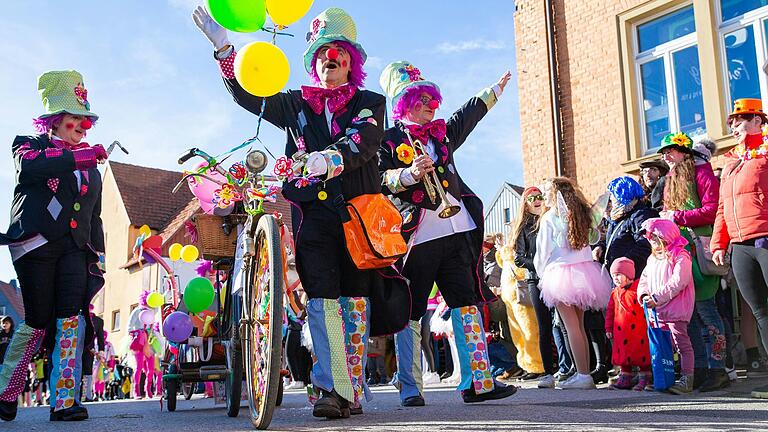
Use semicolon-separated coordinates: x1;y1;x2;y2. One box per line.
605;257;651;390
637;218;696;394
534;177;612;389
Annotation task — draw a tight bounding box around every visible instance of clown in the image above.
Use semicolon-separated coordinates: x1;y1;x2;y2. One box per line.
378;61;516;405
194;6;391;419
0;71;107;422
127;292;162;399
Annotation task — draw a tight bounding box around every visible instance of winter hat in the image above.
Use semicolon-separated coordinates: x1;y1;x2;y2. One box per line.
609;257;635;280
379;60;440;108
37;70;98;119
692;138;717;162
522;186;542;199
303;8;367;74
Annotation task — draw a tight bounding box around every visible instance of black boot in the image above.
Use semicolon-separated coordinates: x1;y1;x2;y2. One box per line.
462;381;518;403
699;369;730;393
50;405;88;421
590;364;610;385
0;401;17;421
312;390;350;419
692;368;708;390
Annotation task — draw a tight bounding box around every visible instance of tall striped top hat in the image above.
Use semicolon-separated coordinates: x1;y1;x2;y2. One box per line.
37;70;98;119
303;8;367;74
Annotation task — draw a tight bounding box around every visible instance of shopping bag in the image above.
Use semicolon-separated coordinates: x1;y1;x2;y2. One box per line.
644;303;676;391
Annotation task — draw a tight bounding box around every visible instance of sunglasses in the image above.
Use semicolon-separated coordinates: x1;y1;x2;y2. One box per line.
419;95;434;105
526;194;544;202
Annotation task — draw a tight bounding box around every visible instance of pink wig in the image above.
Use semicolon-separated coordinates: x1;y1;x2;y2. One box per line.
642;218;688;259
139;290;150;308
308;40;366;88
392;85;443;121
32;113;97;134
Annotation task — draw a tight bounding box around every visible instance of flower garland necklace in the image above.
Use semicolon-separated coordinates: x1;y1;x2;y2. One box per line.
734;134;768;162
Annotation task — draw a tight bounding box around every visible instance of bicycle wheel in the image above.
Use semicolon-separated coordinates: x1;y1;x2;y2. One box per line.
166;378;178;412
182;382;195;400
242;215;284;430
225;318;243;417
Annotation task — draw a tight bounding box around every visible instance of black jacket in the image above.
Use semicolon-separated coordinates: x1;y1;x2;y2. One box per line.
513;215;539;281
1;135;104;252
483;247;502;288
601;203;658;276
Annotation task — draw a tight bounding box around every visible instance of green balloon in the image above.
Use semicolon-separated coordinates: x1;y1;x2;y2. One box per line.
207;0;267;33
183;277;215;314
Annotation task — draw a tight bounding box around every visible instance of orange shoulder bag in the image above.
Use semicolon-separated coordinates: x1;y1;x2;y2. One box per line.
342;193;407;269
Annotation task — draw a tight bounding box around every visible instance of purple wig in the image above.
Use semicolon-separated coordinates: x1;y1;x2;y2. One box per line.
32;113;97;134
308;40;366;88
139;290;150;308
392;85;443;121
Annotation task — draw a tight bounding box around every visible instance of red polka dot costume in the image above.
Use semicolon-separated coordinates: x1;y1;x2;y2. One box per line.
605;280;651;370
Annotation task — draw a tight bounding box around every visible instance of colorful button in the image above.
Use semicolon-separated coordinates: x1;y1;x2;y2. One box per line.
80;185;88;195
73;203;81;211
442;180;449;188
437;166;445;174
317;190;328;201
70;219;78;229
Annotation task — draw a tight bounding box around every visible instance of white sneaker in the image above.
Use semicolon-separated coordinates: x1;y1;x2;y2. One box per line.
558;373;596;390
285;380;305;390
537;374;555;389
422;371;441;385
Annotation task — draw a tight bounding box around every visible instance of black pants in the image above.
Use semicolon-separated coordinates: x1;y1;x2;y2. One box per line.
13;235;88;329
403;233;477;320
294;202;370;299
420;310;436;373
528;281;555;375
731;243;768;355
285;324;311;383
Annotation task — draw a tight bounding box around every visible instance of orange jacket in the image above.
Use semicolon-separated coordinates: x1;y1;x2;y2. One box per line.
711;135;768;251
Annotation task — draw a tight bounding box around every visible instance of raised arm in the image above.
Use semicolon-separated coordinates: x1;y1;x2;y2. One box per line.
445;71;510;150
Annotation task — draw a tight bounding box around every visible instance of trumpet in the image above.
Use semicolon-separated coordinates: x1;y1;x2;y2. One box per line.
404;130;460;219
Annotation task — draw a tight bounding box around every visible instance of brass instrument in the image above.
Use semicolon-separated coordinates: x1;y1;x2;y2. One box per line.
404;130;460;219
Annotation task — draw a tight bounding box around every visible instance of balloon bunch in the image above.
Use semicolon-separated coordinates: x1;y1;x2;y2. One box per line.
168;242;200;263
206;0;315;97
162;277;217;343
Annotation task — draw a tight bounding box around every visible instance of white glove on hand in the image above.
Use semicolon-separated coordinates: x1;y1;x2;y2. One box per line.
305;152;328;178
192;6;230;50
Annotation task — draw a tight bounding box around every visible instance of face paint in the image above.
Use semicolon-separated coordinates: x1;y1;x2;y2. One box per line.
80;118;93;130
65;123;75;130
326;48;339;60
341;60;348;67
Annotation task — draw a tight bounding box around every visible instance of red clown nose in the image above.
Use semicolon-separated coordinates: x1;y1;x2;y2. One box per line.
326;48;339;60
428;100;440;110
80;118;93;130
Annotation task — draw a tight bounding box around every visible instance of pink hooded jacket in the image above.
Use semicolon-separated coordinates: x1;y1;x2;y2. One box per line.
636;219;695;323
670;162;719;228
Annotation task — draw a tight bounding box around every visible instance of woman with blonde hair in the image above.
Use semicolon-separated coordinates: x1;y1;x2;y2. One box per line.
534;178;612;389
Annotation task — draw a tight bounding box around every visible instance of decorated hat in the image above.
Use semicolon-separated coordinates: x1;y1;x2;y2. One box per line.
728;98;767;121
37;70;97;119
303;8;367;74
638;159;669;176
657;131;693;154
379;61;440;107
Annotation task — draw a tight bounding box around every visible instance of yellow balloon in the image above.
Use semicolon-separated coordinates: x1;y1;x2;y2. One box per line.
139;225;151;237
266;0;314;27
147;292;164;309
234;41;290;97
181;245;200;263
169;243;183;262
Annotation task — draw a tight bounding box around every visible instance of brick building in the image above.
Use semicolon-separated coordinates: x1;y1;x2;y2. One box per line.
514;0;768;199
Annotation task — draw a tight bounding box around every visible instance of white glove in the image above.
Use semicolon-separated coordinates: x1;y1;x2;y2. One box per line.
192;6;230;50
305;152;328;178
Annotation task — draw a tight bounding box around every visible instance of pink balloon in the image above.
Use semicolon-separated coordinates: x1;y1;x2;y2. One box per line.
139;308;155;326
187;161;234;216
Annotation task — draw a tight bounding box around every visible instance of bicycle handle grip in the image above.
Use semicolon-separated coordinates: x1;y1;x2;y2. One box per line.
177;148;199;165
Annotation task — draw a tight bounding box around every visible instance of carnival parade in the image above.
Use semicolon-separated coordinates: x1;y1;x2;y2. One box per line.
0;1;767;430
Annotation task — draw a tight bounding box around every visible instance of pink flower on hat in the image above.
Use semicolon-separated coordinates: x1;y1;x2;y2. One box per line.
74;82;89;109
306;18;327;43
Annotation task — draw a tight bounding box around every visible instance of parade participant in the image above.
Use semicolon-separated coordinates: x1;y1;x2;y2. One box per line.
638;218;696;394
194;6;389;418
657;132;728;392
0;70;107;422
534;177;612;389
639;159;668;210
712;98;768;399
379;60;515;405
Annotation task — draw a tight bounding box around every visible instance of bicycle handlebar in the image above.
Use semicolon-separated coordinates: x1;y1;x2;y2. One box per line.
178;148;205;165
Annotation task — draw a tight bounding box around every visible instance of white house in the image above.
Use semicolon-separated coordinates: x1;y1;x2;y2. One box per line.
483;182;524;240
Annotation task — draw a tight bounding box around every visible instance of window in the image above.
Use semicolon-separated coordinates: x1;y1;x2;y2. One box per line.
503;208;511;224
719;1;768;109
111;310;121;331
635;5;706;152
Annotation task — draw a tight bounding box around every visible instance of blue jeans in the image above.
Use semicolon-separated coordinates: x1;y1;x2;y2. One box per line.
688;298;726;369
553;313;573;373
488;341;517;375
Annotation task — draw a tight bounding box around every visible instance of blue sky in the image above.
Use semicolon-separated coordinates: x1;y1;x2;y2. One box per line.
0;0;521;282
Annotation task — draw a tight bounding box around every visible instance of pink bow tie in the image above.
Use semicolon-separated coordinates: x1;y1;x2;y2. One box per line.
50;138;89;150
301;85;357;115
406;120;447;144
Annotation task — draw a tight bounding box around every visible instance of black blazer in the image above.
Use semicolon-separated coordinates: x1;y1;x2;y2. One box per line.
1;134;104;252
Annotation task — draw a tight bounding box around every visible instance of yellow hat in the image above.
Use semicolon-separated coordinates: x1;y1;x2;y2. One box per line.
728;98;767;121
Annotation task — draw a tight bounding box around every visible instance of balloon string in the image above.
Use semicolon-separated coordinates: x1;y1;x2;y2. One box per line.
212;98;267;162
260;25;294;38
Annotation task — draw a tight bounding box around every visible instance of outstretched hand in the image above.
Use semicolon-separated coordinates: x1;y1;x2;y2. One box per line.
496;70;512;94
192;6;230;50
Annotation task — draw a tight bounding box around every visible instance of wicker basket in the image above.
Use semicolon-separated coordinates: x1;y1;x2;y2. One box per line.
194;214;240;259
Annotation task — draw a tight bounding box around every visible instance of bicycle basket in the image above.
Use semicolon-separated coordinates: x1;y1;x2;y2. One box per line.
194;214;240;259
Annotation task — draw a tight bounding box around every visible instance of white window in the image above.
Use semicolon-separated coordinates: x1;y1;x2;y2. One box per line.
718;1;768;109
503;208;511;224
111;310;121;331
635;5;706;153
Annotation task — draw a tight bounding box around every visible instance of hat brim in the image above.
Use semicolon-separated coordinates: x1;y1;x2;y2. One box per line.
303;35;367;74
38;108;99;120
727;111;767;121
392;81;441;108
656;143;692;155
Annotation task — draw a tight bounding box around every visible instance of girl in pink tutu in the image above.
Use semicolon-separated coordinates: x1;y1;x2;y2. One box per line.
534;177;612;389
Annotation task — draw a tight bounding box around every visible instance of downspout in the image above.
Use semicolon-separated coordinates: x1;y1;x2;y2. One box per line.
545;0;565;177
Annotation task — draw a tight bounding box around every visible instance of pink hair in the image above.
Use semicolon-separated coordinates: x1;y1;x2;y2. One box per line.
642;218;689;259
139;290;150;308
308;40;366;88
32;113;97;134
392;85;443;121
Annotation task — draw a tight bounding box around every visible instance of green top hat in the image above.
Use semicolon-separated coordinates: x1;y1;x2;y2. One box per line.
37;70;98;119
303;7;367;74
379;61;440;108
657;131;693;154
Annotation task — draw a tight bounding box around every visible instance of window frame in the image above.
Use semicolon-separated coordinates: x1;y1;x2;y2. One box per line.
716;2;768;113
111;309;121;332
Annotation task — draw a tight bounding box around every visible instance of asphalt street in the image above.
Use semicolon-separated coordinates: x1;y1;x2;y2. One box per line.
5;377;768;432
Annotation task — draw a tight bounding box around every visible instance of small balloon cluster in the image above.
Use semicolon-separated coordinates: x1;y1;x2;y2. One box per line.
162;276;216;343
206;0;315;97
